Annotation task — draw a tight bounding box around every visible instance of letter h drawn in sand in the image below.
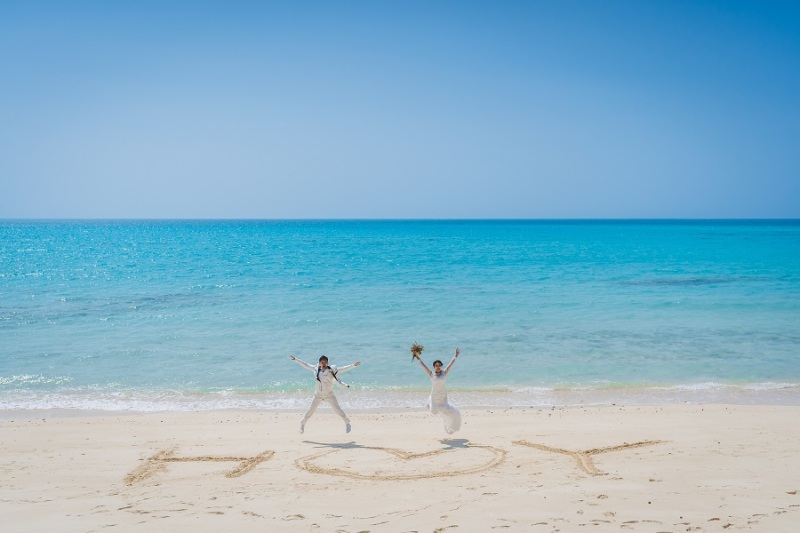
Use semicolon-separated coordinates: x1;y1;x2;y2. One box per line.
513;440;664;476
125;446;275;485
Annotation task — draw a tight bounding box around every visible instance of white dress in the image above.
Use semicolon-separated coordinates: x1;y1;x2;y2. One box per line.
429;371;461;434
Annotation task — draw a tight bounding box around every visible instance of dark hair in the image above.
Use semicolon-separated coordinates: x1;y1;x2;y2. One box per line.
433;359;443;367
319;355;329;363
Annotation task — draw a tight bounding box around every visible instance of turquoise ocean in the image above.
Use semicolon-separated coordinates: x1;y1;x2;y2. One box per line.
2;220;799;411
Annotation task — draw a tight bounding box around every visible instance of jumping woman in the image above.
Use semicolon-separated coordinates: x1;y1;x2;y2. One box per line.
413;346;461;434
291;354;361;434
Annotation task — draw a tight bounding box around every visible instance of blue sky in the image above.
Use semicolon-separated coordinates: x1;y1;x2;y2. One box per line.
1;1;798;218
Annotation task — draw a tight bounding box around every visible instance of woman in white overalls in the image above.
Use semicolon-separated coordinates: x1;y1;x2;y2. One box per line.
291;354;361;434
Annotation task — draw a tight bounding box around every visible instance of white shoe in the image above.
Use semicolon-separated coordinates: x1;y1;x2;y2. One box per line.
299;424;304;434
345;423;351;433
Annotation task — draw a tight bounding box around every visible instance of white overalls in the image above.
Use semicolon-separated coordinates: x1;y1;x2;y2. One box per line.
294;358;357;428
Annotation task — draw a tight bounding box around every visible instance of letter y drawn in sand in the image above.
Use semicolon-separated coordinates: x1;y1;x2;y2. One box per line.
513;439;664;476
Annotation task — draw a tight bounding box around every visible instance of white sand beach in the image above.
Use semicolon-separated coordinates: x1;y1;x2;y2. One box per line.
2;405;799;532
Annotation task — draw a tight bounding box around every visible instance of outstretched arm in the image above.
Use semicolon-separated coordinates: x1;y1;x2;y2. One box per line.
337;361;361;373
290;355;315;372
444;347;460;374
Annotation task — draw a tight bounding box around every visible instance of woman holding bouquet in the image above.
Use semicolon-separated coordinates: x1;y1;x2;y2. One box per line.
412;345;462;434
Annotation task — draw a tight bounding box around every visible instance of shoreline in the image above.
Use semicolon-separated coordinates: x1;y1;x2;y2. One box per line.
3;396;800;419
3;404;799;531
3;382;800;414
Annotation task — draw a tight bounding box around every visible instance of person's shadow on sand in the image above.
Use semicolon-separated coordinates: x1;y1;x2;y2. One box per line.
303;440;367;449
303;438;472;450
441;438;469;448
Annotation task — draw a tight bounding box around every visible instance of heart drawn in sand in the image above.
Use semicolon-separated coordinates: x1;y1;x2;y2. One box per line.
295;440;506;480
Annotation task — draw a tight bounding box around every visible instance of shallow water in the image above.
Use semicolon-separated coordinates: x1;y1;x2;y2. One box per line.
2;219;799;409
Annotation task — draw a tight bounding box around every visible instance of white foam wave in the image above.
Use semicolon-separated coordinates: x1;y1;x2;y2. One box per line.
658;382;799;392
3;382;800;411
740;382;798;391
656;382;727;391
0;374;73;386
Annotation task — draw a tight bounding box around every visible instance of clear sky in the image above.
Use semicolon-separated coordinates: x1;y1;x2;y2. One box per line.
1;1;798;219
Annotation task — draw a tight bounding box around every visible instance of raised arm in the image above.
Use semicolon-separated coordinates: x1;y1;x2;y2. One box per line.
444;347;460;374
415;356;433;377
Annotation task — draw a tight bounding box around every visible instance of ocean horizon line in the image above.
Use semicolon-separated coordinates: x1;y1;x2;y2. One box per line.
2;217;799;223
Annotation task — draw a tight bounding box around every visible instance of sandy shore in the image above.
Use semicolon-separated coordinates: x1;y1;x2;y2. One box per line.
2;405;799;532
